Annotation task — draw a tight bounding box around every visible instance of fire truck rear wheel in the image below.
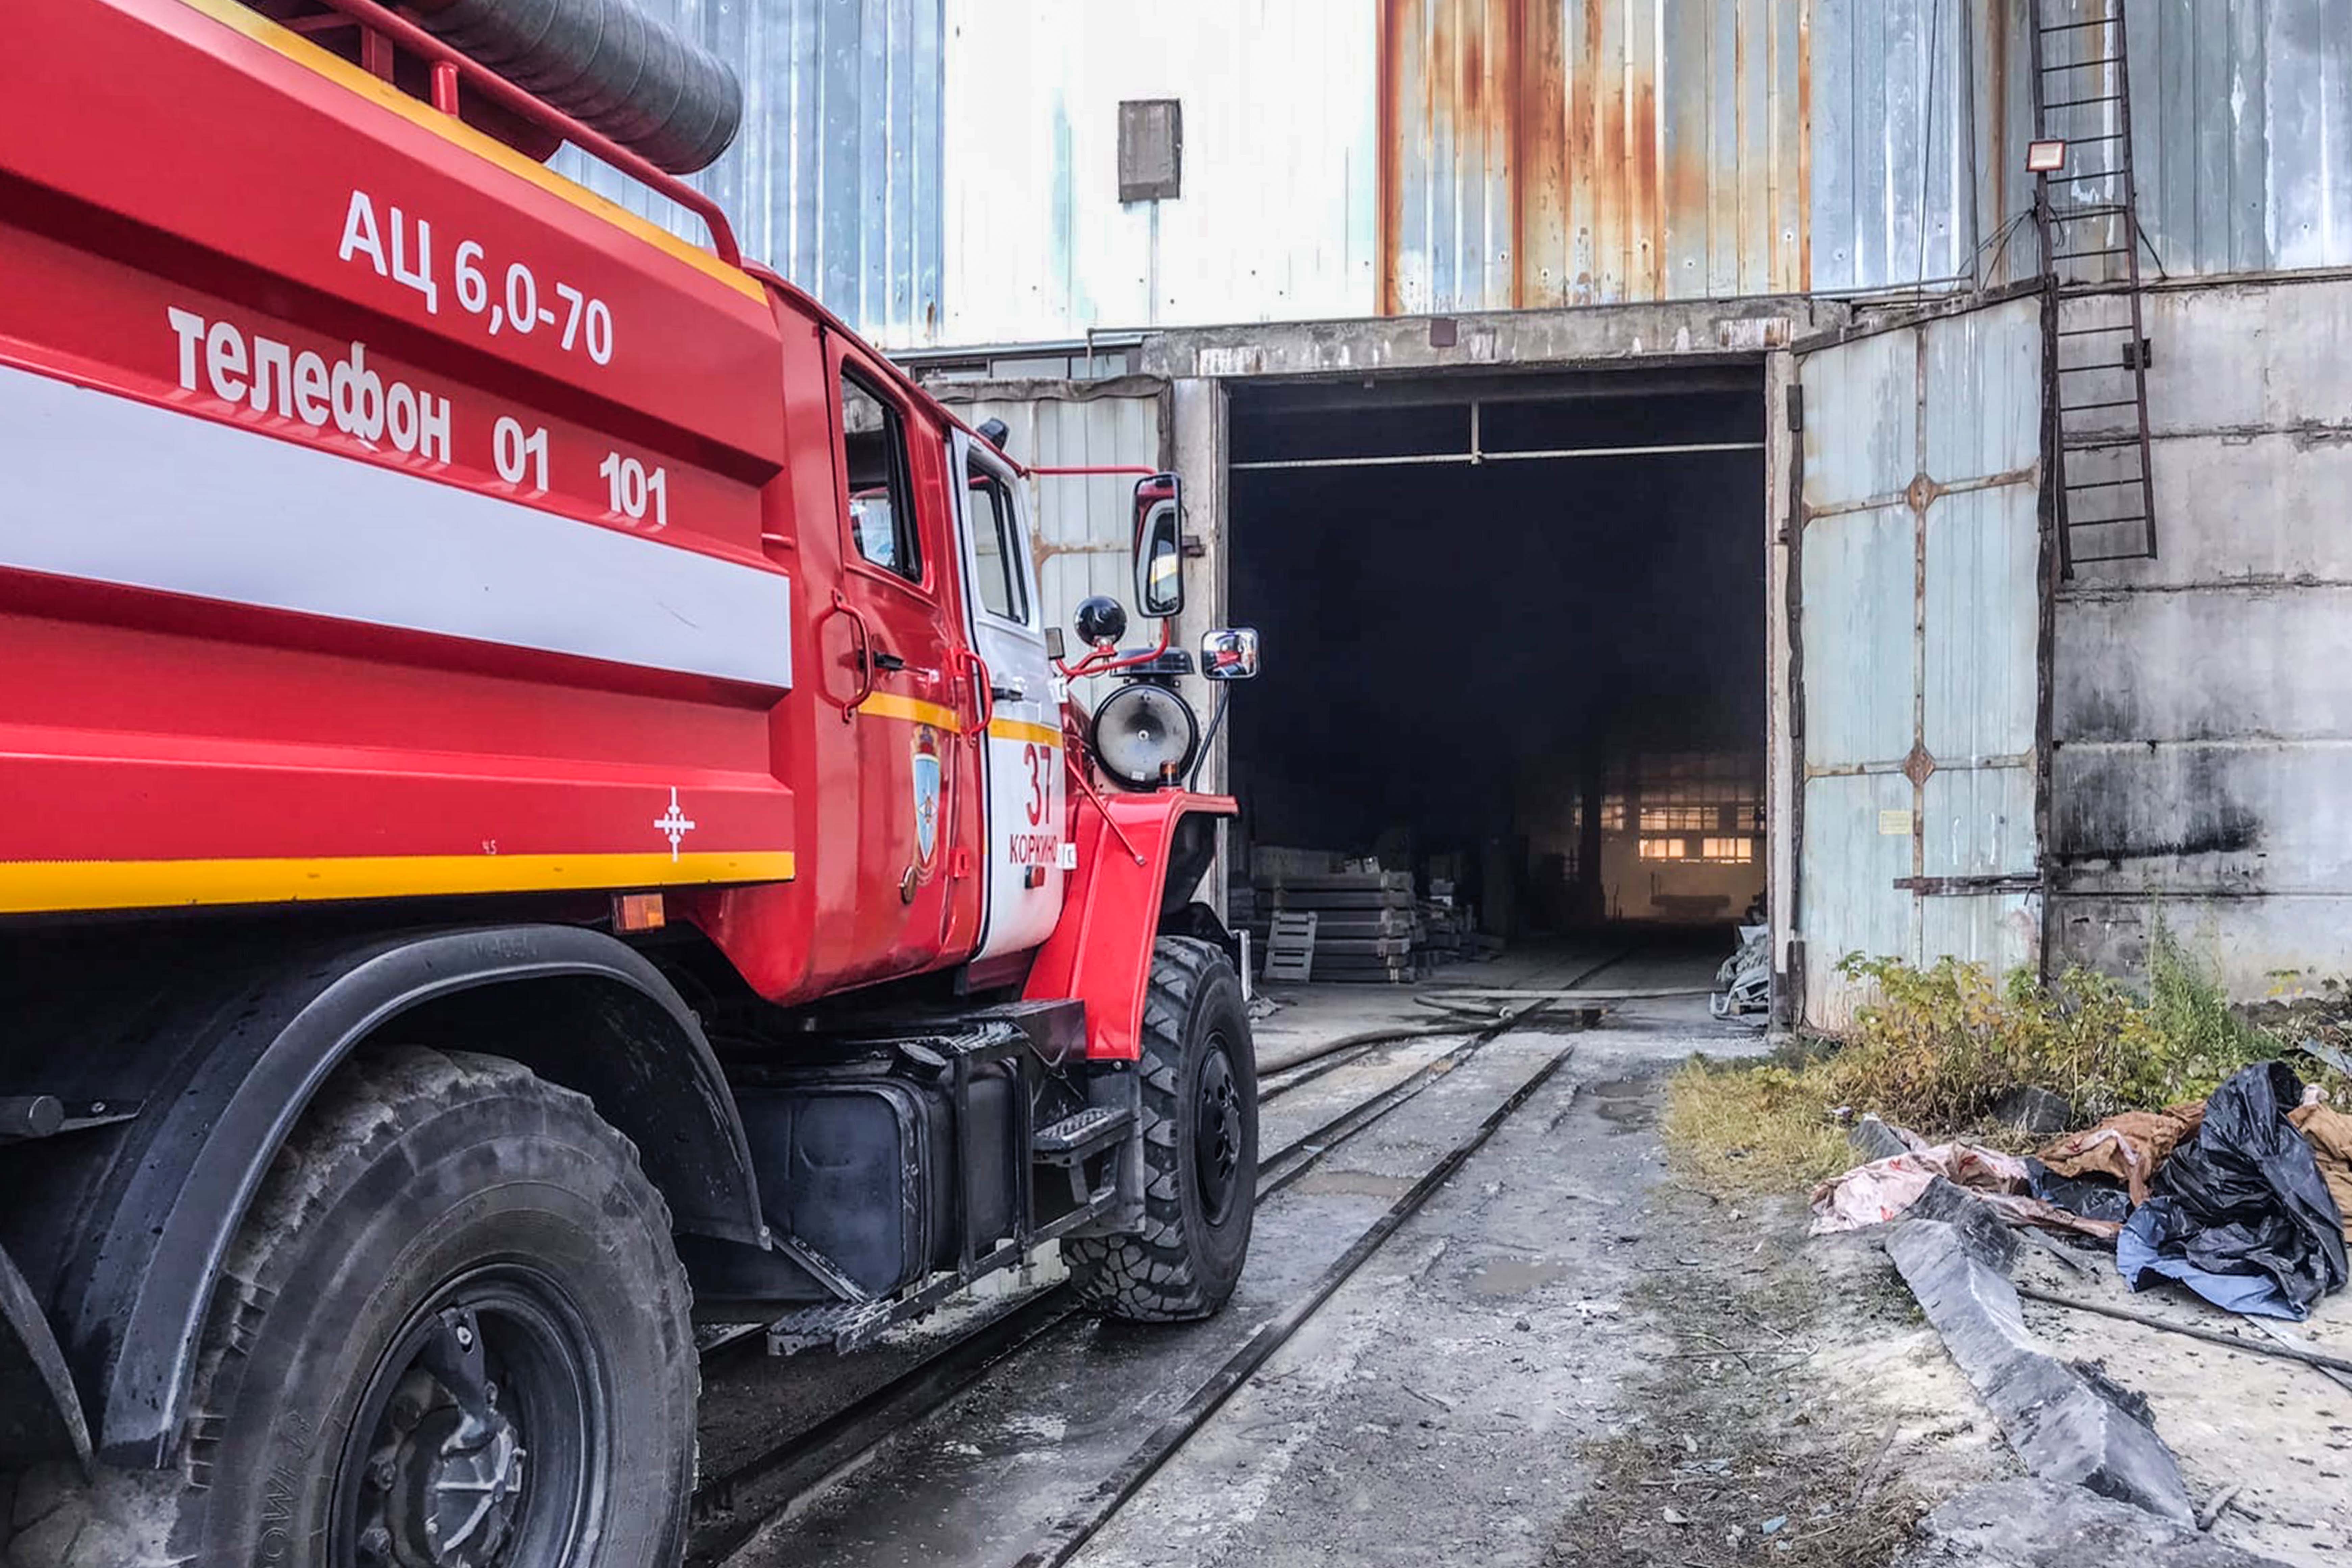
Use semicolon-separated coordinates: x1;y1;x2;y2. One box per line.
1062;937;1257;1321
8;1047;697;1568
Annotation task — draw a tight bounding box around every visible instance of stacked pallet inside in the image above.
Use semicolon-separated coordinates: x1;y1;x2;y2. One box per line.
1417;898;1474;966
1251;869;1420;984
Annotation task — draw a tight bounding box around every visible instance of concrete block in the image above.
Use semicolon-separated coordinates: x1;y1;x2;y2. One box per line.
1904;1179;2021;1273
1884;1219;2195;1525
1901;1478;2287;1568
1993;1086;2073;1138
1848;1115;1912;1163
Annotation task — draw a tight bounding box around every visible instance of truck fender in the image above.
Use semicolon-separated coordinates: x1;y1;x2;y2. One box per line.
45;924;763;1469
1024;792;1237;1061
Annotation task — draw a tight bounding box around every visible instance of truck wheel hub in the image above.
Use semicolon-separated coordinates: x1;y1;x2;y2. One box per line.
342;1271;599;1568
1194;1040;1243;1224
380;1405;527;1567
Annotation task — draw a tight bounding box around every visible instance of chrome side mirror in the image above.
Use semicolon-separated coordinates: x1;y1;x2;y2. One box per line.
1199;627;1260;681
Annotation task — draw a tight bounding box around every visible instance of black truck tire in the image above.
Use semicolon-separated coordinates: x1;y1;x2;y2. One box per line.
7;1047;696;1568
1063;937;1257;1321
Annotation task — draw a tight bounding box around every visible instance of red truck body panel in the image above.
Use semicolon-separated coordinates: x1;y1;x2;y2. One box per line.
0;0;1016;1005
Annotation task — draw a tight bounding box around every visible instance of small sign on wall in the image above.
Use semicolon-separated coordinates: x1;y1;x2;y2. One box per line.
1878;809;1915;837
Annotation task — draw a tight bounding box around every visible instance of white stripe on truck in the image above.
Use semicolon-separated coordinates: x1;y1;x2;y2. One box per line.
0;363;791;689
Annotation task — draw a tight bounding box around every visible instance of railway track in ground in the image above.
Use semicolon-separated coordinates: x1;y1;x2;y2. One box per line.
686;948;1628;1567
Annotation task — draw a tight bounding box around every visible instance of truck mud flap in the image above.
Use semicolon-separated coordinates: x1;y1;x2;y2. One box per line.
0;1239;89;1468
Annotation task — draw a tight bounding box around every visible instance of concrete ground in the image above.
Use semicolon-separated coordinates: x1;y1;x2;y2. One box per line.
710;933;2019;1568
2007;1232;2352;1564
703;929;2349;1568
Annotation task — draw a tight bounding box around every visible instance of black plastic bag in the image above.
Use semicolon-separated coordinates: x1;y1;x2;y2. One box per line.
2118;1062;2348;1319
2025;1158;2132;1226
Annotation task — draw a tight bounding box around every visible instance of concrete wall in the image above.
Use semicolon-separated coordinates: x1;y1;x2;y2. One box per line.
2051;270;2352;996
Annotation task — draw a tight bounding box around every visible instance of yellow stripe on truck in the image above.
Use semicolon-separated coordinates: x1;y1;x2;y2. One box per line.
0;851;796;913
856;691;964;732
986;716;1063;748
171;0;767;303
854;697;1061;749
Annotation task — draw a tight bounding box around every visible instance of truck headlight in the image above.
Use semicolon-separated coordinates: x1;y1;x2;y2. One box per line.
1091;683;1200;791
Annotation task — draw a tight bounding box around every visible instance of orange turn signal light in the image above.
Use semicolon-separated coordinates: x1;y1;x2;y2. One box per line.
614;892;666;932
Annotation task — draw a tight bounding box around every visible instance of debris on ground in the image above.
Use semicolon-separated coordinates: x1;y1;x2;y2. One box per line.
2117;1062;2348;1320
1898;1478;2290;1568
1809;1143;2122;1241
1883;1213;2194;1524
2034;1102;2206;1206
2286;1096;2352;1239
1710;920;1769;1020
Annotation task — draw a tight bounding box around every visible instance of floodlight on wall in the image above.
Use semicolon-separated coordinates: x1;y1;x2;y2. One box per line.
2026;139;2067;173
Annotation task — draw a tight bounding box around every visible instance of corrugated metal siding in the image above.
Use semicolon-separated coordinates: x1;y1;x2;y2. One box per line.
549;0;943;344
927;381;1166;697
1816;0;2352;293
1793;295;2044;1031
1380;0;1807;312
1809;0;1987;292
937;0;1379;344
2129;0;2352;276
521;0;2352;347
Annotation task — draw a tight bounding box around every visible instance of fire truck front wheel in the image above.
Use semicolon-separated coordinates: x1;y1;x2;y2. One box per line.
12;1047;697;1568
1063;937;1258;1321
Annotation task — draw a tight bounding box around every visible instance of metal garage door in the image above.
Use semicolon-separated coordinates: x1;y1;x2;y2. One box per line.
1791;295;2047;1031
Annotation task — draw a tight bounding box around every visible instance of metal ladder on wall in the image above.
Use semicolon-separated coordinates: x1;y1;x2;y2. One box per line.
2028;0;2159;569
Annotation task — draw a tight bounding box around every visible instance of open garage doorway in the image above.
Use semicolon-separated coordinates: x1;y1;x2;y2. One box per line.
1224;366;1769;980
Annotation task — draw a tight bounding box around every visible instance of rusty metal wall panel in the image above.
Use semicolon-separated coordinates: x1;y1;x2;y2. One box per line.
1793;295;2044;1032
550;0;943;345
1380;0;1807;313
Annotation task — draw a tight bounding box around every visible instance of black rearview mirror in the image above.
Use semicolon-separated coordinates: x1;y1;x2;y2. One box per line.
1132;473;1184;620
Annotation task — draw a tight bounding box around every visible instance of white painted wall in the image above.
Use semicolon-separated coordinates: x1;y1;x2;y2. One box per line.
939;0;1379;344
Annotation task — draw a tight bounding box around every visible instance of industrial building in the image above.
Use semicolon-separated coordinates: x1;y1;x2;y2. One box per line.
571;0;2352;1027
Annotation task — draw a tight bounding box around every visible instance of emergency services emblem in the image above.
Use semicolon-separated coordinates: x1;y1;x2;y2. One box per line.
911;727;942;867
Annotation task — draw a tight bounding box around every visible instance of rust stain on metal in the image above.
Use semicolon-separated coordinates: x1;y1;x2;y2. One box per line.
1795;0;1812;294
1983;0;2008;282
1376;0;1401;316
1379;0;1811;314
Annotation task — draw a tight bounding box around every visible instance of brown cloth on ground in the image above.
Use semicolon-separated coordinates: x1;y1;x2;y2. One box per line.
2288;1099;2352;1241
2035;1102;2207;1207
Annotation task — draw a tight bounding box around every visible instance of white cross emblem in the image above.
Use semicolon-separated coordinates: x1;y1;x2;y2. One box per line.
654;788;696;861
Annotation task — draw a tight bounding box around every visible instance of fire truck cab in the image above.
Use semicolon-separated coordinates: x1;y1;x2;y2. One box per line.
0;2;1260;1562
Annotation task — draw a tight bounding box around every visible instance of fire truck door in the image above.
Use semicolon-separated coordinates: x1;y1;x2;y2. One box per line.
952;432;1066;961
829;346;963;980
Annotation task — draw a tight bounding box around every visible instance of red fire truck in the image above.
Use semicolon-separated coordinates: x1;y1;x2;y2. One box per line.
0;2;1263;1561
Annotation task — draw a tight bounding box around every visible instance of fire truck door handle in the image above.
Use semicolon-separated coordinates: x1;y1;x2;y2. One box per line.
821;597;876;716
965;651;995;732
866;648;907;673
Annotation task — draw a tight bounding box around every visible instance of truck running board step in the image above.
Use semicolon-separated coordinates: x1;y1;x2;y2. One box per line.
763;1182;1122;1357
764;1301;897;1358
1033;1105;1132;1162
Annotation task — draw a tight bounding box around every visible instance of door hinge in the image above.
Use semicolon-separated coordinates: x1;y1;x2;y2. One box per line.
1786;384;1804;433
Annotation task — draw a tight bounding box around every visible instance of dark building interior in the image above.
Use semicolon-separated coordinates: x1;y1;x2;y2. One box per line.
1226;367;1768;935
